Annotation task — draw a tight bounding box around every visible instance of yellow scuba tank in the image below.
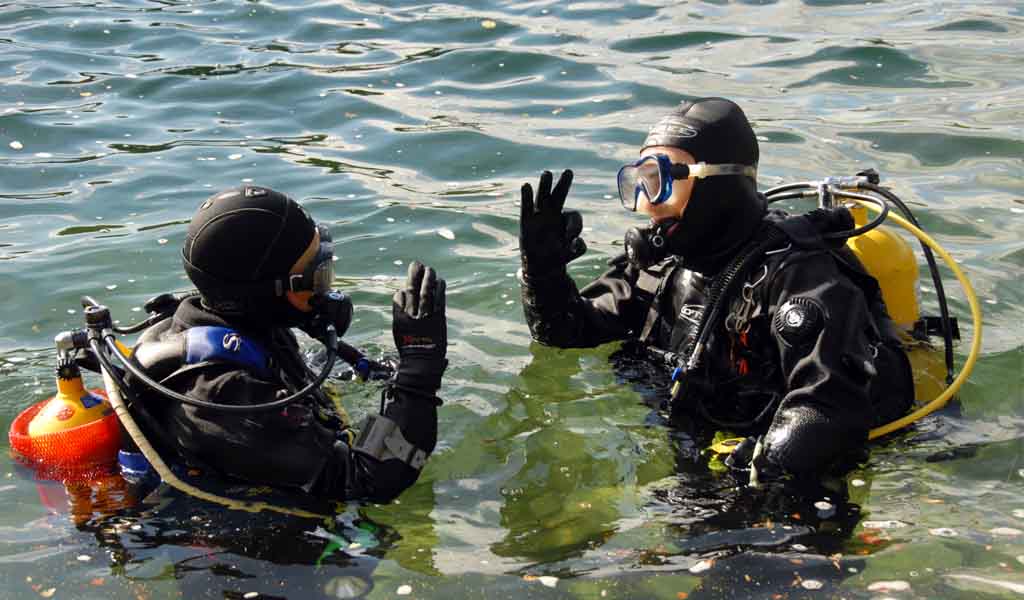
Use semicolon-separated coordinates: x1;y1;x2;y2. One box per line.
845;204;945;406
845;204;920;330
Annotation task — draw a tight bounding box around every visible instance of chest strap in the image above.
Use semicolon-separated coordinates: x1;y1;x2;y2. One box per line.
637;259;680;343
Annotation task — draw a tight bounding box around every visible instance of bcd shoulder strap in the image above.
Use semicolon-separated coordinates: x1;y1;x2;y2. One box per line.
637;257;681;343
132;325;274;384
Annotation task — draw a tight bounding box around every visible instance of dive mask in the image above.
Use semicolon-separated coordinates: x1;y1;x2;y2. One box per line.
617;154;757;211
289;223;336;296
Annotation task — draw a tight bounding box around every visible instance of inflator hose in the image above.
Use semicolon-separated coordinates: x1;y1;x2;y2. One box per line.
90;338;330;519
103;331;337;413
863;183;957;383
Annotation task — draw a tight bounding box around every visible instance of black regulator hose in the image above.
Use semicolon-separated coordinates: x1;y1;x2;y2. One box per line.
102;328;338;413
679;225;790;373
821;191;889;239
862;182;955;383
762;185;889;240
87;337;182;455
763;180;956;384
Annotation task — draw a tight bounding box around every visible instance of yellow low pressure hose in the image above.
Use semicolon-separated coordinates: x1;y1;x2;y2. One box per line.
859;200;984;439
97;350;330;520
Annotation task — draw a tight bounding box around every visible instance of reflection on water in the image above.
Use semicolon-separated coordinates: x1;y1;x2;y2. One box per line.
1;0;1023;598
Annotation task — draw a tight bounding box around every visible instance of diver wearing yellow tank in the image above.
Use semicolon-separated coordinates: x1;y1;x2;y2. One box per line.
517;97;915;479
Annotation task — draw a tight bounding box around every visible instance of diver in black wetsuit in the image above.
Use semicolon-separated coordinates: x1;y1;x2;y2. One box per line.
517;97;913;479
127;186;447;503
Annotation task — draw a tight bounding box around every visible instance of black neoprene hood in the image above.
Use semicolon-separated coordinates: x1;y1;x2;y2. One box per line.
182;185;317;324
640;97;766;275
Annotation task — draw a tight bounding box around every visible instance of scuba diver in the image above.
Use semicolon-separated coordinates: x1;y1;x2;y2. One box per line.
517;97;915;480
120;185;449;503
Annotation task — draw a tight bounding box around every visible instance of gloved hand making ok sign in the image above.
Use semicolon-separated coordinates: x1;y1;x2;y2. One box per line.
519;170;587;278
392;261;448;398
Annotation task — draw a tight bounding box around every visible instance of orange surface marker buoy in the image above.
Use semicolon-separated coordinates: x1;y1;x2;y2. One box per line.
8;357;121;474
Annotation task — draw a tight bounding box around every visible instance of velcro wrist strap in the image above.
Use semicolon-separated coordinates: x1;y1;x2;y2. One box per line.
353;414;429;470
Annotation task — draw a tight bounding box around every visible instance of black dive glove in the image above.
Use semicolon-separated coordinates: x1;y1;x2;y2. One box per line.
392;261;448;397
519;169;587;278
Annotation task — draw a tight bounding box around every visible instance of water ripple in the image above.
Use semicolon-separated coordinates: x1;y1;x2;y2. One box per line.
1;1;1022;597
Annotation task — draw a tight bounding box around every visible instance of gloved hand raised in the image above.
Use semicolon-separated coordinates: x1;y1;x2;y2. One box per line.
519;169;587;278
392;261;448;397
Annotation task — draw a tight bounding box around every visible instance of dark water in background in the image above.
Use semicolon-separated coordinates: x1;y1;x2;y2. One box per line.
1;0;1022;598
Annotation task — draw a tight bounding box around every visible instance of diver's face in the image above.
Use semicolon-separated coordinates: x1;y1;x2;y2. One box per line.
636;146;696;224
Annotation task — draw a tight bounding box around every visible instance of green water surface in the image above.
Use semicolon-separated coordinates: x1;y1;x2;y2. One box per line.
1;1;1022;599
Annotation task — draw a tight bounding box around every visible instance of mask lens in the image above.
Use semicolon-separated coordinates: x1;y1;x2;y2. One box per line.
637;158;666;204
617;156;667;211
311;246;335;295
317;223;333;244
617;165;640;210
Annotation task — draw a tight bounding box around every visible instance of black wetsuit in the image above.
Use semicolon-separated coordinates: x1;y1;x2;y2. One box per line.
128;297;437;503
521;214;913;474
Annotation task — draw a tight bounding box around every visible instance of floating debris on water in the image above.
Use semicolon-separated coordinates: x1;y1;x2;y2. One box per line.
990;527;1022;536
930;528;958;537
324;575;370;598
800;579;823;590
106;284;117;290
10;141;23;150
396;584;412;595
867;580;911;592
35;152;53;158
863;520;907;529
243;593;259;599
393;260;403;266
437;228;455;240
481;19;497;29
946;573;1024;595
791;544;808;551
157;238;168;245
689;559;713;574
228;154;243;160
76;554;91;561
851;478;865;486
